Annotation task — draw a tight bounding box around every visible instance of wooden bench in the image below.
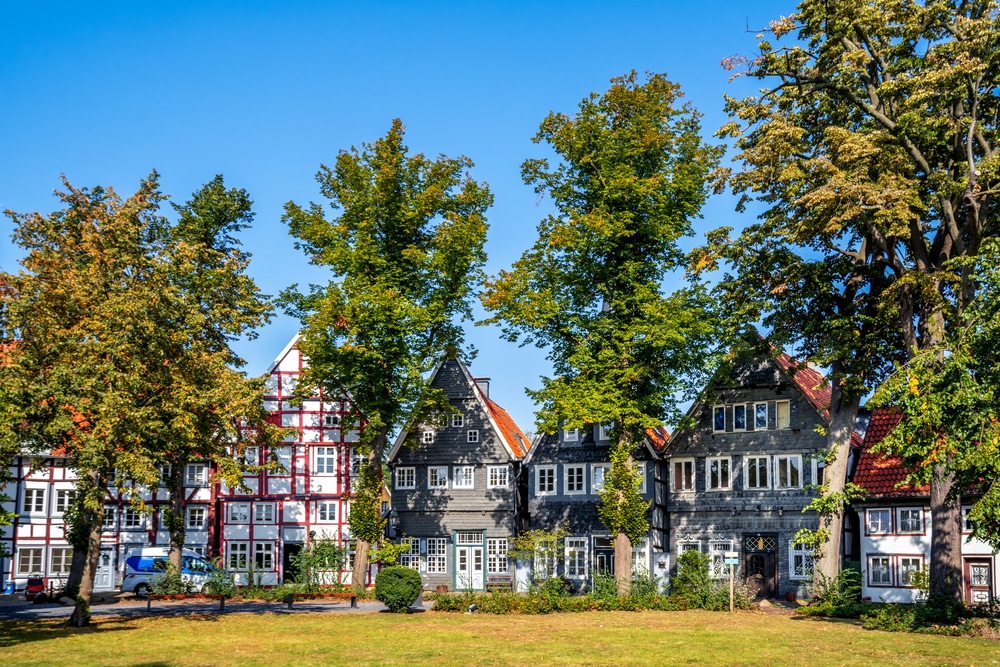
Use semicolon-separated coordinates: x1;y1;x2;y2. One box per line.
284;591;358;609
146;593;227;612
486;575;514;591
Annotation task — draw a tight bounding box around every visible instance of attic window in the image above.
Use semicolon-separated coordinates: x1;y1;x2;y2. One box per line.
713;406;725;432
452;414;464;428
776;401;790;429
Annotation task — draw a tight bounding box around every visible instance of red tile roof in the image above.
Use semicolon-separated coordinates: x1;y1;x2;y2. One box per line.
853;408;928;497
774;352;832;419
645;425;670;451
483;397;531;458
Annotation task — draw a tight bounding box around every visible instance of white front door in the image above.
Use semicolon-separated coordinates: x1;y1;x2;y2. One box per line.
94;548;115;591
456;547;484;590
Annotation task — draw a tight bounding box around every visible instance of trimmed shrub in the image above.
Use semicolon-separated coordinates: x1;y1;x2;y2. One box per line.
375;566;422;613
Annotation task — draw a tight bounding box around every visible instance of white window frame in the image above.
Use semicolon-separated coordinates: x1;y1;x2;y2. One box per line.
228;502;250;523
962;505;973;533
428;466;448;489
186;505;207;530
314;447;337;475
775;454;803;489
487;465;509;489
102;506;117;531
776;400;791;429
709;540;732;578
899;555;924;587
323;413;341;427
22;487;45;514
563;428;579;442
396;467;416;490
122;506;144;529
867;508;892;534
453;466;475;489
228;542;249;570
565;537;587;578
733;404;747;431
254;542;274;570
672;459;695;492
157;464;172;486
451;413;464;428
400;537;420;570
744;455;771;490
868;555;891;586
563;464;585;495
17;547;43;575
426;538;447;574
707;457;731;491
592;463;610;493
535;465;556;495
712;405;726;432
467;430;480;443
55;489;76;514
421;430;434;444
185;463;208;487
317;500;337;523
754;402;769;430
50;547;73;575
254;502;276;524
897;508;924;534
487;538;509;574
789;541;814;580
349;448;363;477
243;446;259;466
678;541;701;555
598;423;614;441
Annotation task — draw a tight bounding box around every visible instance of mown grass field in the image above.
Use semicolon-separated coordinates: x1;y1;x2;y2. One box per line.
2;609;997;667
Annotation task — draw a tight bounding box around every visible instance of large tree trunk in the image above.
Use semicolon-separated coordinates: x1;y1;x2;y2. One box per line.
167;461;185;572
613;531;632;596
812;371;862;586
350;432;387;594
929;461;963;600
69;502;104;628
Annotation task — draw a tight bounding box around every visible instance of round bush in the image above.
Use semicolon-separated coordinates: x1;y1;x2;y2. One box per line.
375;566;422;613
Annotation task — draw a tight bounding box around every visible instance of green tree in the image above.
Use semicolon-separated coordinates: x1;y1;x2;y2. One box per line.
714;0;999;598
482;72;721;594
281;119;492;592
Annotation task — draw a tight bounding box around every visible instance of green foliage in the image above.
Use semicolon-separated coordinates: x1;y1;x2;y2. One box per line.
202;563;237;597
150;563;196;595
374;566;422;613
810;566;862;612
292;539;349;591
347;463;384;546
510;524;568;582
670;550;712;605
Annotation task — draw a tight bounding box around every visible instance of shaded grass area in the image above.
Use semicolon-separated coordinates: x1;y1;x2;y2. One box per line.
1;610;997;666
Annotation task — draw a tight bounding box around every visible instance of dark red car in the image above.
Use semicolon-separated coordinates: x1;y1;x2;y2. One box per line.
24;577;45;602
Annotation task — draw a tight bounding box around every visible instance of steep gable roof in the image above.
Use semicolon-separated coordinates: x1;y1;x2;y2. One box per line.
773;352;832;419
852;408;928;498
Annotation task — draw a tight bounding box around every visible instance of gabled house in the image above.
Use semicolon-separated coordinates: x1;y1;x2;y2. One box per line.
386;358;530;592
524;423;670;592
853;407;998;604
662;348;835;600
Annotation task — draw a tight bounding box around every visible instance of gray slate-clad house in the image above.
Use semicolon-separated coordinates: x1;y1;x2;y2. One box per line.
662;347;838;600
386;358;531;592
524;423;670;592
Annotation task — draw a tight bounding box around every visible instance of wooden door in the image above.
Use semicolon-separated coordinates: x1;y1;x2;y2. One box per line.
964;558;993;605
743;534;778;599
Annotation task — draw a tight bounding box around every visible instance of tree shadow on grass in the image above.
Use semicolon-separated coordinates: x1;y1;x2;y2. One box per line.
0;618;137;648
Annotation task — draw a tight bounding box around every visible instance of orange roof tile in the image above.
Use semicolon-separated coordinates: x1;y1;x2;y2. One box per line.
853;408;928;497
774;352;832;419
645;425;670;451
483;397;531;458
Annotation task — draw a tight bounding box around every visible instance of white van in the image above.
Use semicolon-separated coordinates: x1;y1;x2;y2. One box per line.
120;547;217;596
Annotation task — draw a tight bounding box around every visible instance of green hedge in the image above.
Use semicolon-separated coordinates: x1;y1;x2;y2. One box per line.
375;566;422;613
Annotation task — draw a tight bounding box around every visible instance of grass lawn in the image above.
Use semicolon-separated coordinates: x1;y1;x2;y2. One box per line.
1;610;997;666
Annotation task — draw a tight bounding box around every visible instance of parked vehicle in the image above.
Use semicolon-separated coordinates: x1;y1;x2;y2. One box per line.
24;577;45;602
120;547;216;596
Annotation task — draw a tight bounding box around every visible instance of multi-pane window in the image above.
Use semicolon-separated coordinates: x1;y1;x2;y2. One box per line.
745;456;770;489
487;538;509;574
317;501;337;522
733;405;747;430
900;557;923;586
243;447;259;466
754;403;768;429
487;465;509;488
634;462;647;493
564;465;585;494
709;541;732;578
869;556;891;585
426;538;447;573
428;466;448;489
592;464;610;492
673;459;694;491
421;431;434;444
55;489;76;513
323;413;341;427
157;464;173;486
400;537;420;570
962;505;973;532
898;508;923;533
775;455;802;489
867;509;891;534
598;423;614;441
315;447;337;474
713;406;725;432
254;502;275;524
254;543;273;569
228;542;249;570
467;430;480;443
50;547;73;575
102;507;116;531
17;548;43;575
22;488;44;513
776;401;790;429
563;428;579;442
708;457;730;490
123;507;143;529
185;463;208;486
228;502;250;523
396;467;416;490
451;414;464;428
789;541;814;580
453;466;475;489
186;506;207;530
536;466;556;494
565;537;587;577
350;449;363;476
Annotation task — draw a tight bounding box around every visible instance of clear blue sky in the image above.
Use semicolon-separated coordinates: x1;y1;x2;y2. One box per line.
1;0;795;433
